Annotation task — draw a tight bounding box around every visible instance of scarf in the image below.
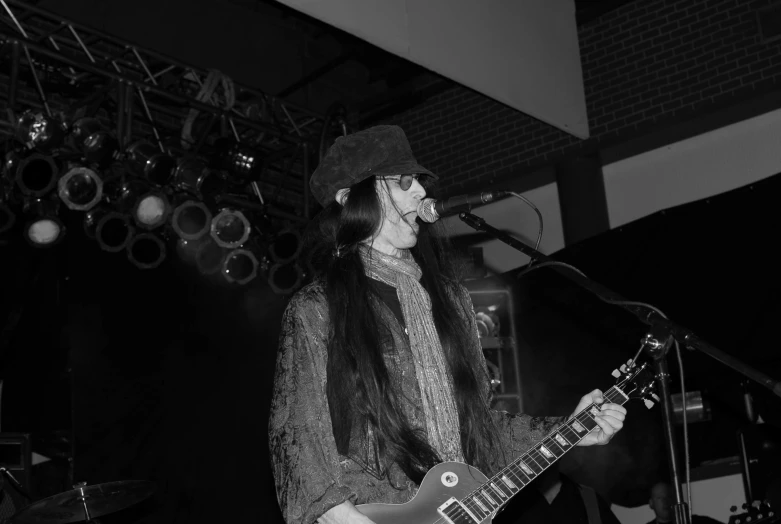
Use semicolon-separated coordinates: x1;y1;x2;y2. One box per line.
359;244;464;463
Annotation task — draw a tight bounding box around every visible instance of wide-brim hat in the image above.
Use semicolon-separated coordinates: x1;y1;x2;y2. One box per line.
309;125;436;207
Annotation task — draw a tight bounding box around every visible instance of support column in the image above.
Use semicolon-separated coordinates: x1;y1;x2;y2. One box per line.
555;154;610;246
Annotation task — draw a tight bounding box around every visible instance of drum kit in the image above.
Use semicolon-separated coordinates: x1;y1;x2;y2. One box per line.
10;480;155;524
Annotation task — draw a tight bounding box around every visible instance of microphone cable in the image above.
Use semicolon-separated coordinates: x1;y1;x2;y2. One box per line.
509;191;544;260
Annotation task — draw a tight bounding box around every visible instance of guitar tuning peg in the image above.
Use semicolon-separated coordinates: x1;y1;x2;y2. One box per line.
651;392;660;402
644;399;655;409
620;364;628;373
612;369;621;378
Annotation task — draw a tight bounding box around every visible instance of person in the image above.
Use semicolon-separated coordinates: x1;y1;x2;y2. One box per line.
268;125;628;524
498;462;621;524
647;482;723;524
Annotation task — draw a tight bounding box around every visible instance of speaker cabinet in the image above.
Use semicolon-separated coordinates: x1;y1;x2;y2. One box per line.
466;278;523;414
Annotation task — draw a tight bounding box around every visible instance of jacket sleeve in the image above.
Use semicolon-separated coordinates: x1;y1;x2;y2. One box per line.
268;288;357;524
455;284;565;465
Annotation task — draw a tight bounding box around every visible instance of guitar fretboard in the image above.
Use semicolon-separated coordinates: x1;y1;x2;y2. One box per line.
443;386;628;524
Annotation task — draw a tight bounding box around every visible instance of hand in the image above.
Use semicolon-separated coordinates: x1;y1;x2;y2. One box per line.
318;500;377;524
571;389;626;447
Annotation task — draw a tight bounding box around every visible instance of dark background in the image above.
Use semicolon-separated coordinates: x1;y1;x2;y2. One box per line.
2;172;781;523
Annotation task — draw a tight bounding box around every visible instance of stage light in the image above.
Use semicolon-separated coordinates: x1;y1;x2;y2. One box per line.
173;156;209;194
132;190;171;230
84;208;134;252
221;249;259;285
15;153;59;197
269;227;302;263
126;140;176;185
113;177;151;213
268;261;304;295
16;111;66;153
214;137;262;180
195;237;225;275
175;237;200;264
127;233;166;269
71;117;118;167
4;150;23;180
58;165;103;211
171;200;212;240
210;208;250;248
23;198;65;247
0;201;15;234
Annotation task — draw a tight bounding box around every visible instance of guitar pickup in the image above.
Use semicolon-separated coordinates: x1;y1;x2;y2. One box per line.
438;497;481;524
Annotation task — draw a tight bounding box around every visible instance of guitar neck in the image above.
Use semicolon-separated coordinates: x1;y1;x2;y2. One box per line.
467;386;629;512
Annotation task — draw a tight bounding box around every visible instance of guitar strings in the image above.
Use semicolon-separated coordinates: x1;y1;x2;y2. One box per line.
449;386;625;523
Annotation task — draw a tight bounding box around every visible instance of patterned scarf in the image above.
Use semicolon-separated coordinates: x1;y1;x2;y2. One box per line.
359;244;464;463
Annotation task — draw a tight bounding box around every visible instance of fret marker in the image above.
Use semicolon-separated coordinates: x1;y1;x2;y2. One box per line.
482;490;497;506
591;406;600;417
473;497;488;513
572;420;586;433
502;475;517;489
491;483;507;498
554;433;569;447
519;462;533;475
540;445;554;459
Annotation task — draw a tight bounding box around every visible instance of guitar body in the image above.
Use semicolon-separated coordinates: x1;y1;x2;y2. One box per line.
354;361;657;524
358;462;492;524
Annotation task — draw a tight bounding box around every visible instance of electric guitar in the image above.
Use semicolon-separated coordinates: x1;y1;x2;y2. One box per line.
358;360;658;524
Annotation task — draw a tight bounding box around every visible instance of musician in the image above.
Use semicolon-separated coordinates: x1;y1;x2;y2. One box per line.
268;125;627;524
647;482;723;524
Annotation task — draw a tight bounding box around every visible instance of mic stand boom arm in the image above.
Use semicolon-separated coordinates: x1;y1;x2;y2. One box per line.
458;212;781;398
458;211;781;524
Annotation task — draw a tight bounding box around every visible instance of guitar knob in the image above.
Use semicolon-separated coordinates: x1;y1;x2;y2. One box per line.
644;399;655;409
612;369;621;378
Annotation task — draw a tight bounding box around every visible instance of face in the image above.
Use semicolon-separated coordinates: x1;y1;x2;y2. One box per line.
371;174;426;256
649;483;672;522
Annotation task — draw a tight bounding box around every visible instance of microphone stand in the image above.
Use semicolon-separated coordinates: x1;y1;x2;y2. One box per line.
458;212;781;524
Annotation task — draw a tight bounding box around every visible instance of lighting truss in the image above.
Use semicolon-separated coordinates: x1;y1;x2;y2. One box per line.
0;0;323;217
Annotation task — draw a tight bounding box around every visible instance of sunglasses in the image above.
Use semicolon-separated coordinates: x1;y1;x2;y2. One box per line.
379;174;421;191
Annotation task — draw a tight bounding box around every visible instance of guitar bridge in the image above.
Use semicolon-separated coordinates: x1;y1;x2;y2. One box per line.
438;497;481;524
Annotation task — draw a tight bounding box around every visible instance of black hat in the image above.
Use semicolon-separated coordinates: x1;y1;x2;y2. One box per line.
310;125;436;207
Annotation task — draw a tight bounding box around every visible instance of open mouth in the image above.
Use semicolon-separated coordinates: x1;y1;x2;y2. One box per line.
402;210;420;231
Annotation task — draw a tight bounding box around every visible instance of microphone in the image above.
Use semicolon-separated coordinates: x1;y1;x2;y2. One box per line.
417;191;509;223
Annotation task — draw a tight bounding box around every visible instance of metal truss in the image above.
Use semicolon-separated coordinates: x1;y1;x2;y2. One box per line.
0;0;323;218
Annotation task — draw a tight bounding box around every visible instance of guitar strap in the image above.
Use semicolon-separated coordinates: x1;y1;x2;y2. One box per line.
578;484;603;524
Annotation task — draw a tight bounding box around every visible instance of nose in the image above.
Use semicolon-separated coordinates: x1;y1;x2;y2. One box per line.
409;178;426;200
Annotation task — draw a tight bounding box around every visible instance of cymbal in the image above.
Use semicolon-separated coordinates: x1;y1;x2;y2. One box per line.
12;480;155;524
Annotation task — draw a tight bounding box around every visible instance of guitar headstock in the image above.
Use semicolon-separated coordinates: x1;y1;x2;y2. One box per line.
611;360;659;409
729;501;779;524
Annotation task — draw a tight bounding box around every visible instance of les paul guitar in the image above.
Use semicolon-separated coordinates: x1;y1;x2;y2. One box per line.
358;360;658;524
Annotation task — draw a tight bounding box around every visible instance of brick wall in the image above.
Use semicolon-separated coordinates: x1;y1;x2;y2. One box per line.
387;0;781;193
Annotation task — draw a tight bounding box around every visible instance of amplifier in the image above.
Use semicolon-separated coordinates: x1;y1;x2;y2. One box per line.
466;278;523;414
0;433;31;523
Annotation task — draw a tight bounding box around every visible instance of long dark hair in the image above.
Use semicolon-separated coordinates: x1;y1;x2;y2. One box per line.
304;176;503;483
